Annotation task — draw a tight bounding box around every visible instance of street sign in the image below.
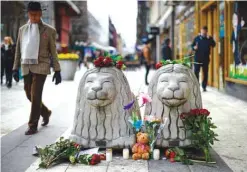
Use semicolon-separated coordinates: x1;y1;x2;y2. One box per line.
150;27;160;35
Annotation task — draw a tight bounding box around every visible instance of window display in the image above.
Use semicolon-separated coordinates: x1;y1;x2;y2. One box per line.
229;2;247;81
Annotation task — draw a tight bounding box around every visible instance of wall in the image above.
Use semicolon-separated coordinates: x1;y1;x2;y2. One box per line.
70;1;88;43
1;1;25;42
225;82;247;101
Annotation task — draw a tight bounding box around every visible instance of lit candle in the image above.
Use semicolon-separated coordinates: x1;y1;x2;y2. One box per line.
106;148;113;162
153;149;160;160
123;148;129;159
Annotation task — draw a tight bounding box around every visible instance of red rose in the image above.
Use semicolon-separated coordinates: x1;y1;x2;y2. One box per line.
116;61;124;69
170;158;175;163
170;151;176;158
191;109;200;115
190;109;196;115
155;62;163;69
94;57;105;67
98;56;104;61
103;57;113;66
165;149;170;158
73;143;80;148
100;154;106;160
198;109;209;116
180;113;187;119
90;154;101;165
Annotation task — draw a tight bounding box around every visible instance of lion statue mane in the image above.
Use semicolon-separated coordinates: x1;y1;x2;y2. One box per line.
145;64;202;147
70;67;136;148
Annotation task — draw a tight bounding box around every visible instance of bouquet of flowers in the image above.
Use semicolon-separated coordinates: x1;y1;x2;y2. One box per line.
124;93;152;133
180;108;218;162
38;137;81;168
165;147;193;165
77;154;101;165
144;115;166;152
93;55;126;70
38;137;104;169
124;93;167;154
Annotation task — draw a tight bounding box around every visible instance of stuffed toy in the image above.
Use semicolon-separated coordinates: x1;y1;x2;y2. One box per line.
132;132;150;160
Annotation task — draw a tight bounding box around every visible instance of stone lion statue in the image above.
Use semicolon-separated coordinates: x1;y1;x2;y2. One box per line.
70;67;136;148
145;64;202;147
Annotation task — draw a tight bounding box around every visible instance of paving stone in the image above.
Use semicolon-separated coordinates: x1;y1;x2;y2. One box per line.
26;164;69;172
148;160;190;172
108;158;148;172
66;164;108;172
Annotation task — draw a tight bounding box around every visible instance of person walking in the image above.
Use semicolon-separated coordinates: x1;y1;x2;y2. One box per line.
162;38;172;61
191;26;216;92
143;40;152;85
12;2;62;135
1;37;15;87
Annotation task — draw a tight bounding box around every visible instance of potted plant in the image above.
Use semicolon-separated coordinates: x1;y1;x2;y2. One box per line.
58;53;79;80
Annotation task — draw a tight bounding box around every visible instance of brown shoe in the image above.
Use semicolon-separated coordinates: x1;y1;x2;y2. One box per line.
25;128;38;135
41;110;52;126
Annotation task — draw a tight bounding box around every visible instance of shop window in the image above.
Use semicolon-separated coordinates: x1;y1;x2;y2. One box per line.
229;2;247;81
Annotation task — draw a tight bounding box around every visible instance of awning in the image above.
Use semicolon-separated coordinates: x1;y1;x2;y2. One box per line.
158;6;173;26
65;0;80;15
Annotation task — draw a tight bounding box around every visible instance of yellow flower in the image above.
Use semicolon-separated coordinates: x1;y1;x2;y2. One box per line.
58;53;79;60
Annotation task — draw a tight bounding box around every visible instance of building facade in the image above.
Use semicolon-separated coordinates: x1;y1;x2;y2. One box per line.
167;1;247;101
1;1;25;42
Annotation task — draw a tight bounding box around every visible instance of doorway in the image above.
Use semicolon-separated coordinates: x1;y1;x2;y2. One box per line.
201;3;220;88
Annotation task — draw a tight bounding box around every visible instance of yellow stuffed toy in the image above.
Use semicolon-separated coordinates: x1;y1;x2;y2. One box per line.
132;132;150;160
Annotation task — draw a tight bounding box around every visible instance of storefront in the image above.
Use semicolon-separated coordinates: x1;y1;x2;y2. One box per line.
195;1;247;100
224;1;247;100
174;5;195;60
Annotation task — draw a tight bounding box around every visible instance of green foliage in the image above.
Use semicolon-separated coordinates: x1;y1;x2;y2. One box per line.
38;137;80;169
160;55;193;68
167;147;193;165
181;111;218;162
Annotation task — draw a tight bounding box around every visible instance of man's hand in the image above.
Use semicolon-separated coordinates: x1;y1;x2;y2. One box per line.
194;42;198;50
52;71;62;85
13;70;19;82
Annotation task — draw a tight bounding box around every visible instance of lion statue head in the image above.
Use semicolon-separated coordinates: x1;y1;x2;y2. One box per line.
145;64;202;147
70;67;136;148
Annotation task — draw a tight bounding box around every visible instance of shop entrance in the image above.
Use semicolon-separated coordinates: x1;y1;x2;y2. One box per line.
201;3;220;88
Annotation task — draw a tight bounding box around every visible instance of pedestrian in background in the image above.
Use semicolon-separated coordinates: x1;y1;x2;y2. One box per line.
1;36;15;88
143;40;152;85
12;1;62;135
191;26;216;92
162;38;172;61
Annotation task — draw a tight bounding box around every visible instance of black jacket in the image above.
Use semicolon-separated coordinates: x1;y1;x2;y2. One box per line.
162;44;172;60
191;35;216;63
1;44;15;61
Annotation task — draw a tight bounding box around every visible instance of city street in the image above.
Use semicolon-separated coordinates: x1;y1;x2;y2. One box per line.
1;67;247;172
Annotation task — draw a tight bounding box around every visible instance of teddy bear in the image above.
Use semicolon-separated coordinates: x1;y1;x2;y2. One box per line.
132;132;150;160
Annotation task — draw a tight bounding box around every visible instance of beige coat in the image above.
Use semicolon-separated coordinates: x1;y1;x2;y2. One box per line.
13;21;60;76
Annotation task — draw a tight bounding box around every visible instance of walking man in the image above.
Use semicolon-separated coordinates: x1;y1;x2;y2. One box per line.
13;2;62;135
192;26;216;92
162;38;172;61
143;40;152;85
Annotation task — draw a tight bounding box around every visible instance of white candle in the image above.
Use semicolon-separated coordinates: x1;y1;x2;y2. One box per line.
153;149;160;160
123;148;129;159
106;149;112;162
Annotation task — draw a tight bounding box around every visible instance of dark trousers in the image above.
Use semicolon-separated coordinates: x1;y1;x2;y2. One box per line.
1;59;13;85
1;59;5;84
194;62;209;89
23;72;50;129
145;63;150;84
5;59;14;85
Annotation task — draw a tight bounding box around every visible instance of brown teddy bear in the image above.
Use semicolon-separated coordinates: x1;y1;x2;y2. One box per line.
132;132;150;160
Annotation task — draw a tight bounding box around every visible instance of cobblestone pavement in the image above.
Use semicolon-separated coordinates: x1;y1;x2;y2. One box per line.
1;67;247;172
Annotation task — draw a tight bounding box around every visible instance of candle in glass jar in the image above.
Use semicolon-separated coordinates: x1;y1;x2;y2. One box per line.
106;148;113;162
153;149;160;160
123;148;129;159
